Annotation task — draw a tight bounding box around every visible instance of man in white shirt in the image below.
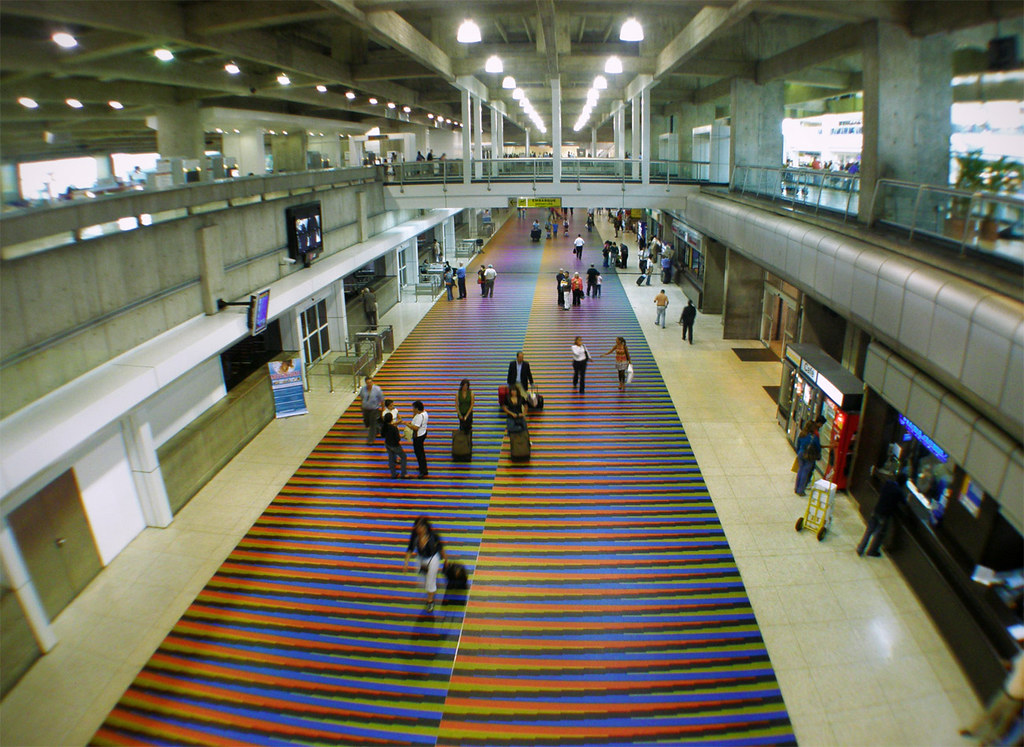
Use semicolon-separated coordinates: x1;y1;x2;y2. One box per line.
410;401;429;478
573;234;585;261
483;264;497;297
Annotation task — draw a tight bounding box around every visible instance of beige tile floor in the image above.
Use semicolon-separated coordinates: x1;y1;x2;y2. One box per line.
1;231;982;747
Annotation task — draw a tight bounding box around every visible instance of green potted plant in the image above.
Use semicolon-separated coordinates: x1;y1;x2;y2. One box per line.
950;151;1023;243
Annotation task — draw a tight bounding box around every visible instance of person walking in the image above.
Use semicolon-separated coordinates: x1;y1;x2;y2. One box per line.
619;242;629;269
681;300;697;343
571;336;590;394
507;352;534;397
381;411;408;479
443;266;455;301
586;264;600;297
432;239;442;262
793;417;824;496
404;516;448;613
856;473;906;557
456;378;475;434
573;234;585;261
483;264;497;297
961;651;1024;745
602;336;632;391
359;375;385;444
477;264;487;295
409;400;429;478
361;287;378;328
602;241;611;268
661;254;672;283
571;272;584;306
556;269;567;308
456;262;467;299
654;289;669;328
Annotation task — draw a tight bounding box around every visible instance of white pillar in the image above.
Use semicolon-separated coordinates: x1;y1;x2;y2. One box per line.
461;89;472;185
1;522;57;652
551;78;562;185
591;127;597;158
443;217;456;262
473;94;483;179
123;415;173;527
631;96;640;162
614;106;625;159
525;127;531;156
641;87;651;185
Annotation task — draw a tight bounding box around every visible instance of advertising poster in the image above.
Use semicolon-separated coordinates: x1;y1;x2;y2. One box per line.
268;359;307;418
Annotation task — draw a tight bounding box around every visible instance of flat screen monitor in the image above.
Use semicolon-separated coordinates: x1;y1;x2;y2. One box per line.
286;201;323;262
249;289;271;335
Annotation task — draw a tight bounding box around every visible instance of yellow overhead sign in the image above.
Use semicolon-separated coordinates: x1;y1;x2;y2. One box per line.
519;197;562;208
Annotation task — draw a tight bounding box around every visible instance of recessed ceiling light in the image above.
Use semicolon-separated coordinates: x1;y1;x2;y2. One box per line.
512;87;524;100
277;73;290;85
215;128;223;134
108;100;123;109
154;48;174;62
52;32;77;49
402;105;411;113
387;101;396;109
224;62;240;75
345;91;356;99
369;97;378;105
445;118;451;123
18;97;38;109
427;113;434;119
316;85;327;93
233;129;240;134
485;55;503;74
605;55;623;74
594;75;608;90
269;130;275;135
282;130;288;135
457;19;482;43
502;76;516;89
66;98;83;109
619;17;644;42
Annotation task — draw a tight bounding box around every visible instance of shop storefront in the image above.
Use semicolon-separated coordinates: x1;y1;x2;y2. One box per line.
665;213;706;296
777;343;863;489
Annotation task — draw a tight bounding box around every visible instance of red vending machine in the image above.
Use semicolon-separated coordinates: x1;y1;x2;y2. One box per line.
777;343;863;489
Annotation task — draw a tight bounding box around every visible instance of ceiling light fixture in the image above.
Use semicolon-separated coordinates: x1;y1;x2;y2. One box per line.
369;97;379;105
154;48;174;62
387;101;396;109
215;128;223;134
108;100;123;109
282;131;288;135
594;75;608;90
66;98;83;109
316;84;328;93
445;118;451;123
277;73;291;85
605;55;623;74
52;32;77;49
233;129;240;134
619;17;644;42
457;19;482;43
345;91;356;99
427;113;434;119
502;76;516;89
485;55;503;74
224;62;240;75
512;87;524;100
18;97;38;109
402;105;411;113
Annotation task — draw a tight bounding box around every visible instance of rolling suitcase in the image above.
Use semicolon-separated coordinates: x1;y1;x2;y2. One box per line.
510;430;531;461
451;429;472;461
498;385;509;406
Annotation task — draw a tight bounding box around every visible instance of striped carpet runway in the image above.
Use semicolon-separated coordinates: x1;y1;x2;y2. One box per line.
94;213;793;746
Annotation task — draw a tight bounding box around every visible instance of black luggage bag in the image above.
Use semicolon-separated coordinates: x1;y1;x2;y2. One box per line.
444;561;469;590
451;429;472;461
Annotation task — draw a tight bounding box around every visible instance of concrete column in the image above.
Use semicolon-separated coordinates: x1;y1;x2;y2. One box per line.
461;89;472;185
677;103;715;165
730;78;784;179
350;137;365;168
702;238;727;314
614;106;626;159
222;131;267;175
525;127;530;156
443;217;456;262
473;94;483;179
153;102;204;159
271;133;308;172
631;96;640;161
591;127;597;158
723;248;763;339
357;191;369;242
860;20;952;222
641;87;651;185
329;280;350;350
551;78;562;184
123;415;173;527
490;106;500;177
196;224;224;316
1;522;57;652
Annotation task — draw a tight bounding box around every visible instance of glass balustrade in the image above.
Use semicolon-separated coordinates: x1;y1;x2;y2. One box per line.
389;158;707;186
732;165;861;221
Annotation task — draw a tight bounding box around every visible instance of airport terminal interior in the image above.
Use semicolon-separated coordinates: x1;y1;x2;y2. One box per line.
1;2;1022;746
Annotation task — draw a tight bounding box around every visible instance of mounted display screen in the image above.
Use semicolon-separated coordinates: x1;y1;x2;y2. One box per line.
249;289;271;335
286;201;323;262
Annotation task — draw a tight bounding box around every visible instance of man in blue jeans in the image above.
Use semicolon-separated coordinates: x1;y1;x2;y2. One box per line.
456;262;467;299
857;473;906;557
654;289;669;328
381;412;407;479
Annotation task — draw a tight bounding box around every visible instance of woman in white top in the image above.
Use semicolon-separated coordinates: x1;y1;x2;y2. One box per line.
571;336;590;394
410;401;429;478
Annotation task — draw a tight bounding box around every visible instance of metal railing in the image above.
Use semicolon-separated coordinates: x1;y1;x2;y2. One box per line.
869;179;1024;266
731;165;861;221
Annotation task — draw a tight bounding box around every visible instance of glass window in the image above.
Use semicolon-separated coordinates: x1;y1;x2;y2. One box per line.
300;300;330;365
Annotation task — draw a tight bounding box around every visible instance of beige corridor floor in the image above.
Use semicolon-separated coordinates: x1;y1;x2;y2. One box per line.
0;219;981;747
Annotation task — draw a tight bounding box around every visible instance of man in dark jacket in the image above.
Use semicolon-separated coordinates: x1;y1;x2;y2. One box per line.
857;473;907;557
507;352;534;397
681;300;697;344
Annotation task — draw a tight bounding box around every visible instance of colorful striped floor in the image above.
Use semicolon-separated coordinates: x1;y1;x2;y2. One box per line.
94;214;794;746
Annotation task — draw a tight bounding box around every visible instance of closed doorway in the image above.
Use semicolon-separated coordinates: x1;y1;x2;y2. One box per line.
7;470;102;620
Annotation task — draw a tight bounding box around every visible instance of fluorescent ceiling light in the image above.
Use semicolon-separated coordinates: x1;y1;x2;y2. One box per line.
18;97;38;109
224;62;240;75
512;87;524;100
502;76;516;89
52;32;77;48
215;128;223;134
154;48;174;62
427;113;434;119
594;75;608;90
402;105;411;113
485;55;503;74
108;100;123;109
445;118;451;123
369;97;379;104
66;98;83;109
387;101;396;109
233;129;240;133
619;17;644;42
605;55;623;74
277;73;291;85
345;91;356;99
316;85;327;93
457;19;481;43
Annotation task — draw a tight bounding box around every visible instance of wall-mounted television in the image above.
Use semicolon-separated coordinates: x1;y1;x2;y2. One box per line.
286;201;323;264
248;289;271;335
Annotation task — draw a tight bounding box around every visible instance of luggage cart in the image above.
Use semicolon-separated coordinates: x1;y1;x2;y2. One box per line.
795;478;836;541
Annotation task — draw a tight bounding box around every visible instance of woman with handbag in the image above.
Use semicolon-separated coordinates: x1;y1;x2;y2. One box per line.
404;516;448;613
571;336;589;394
602;336;631;391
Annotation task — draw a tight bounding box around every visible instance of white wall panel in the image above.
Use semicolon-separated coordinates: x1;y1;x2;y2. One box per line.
964;421;1012;502
934;396;978;464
